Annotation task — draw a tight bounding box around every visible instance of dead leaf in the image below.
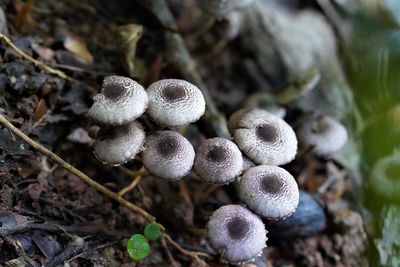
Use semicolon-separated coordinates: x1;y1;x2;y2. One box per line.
34;98;47;122
115;24;143;77
63;35;94;65
14;0;36;34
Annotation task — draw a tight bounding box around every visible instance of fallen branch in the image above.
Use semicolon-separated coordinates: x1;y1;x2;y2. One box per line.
0;33;73;81
0;113;210;261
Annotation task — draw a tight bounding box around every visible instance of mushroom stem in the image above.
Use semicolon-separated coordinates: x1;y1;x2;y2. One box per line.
141;0;231;138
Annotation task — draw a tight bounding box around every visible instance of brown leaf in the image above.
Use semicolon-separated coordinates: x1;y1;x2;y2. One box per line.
34;98;47;122
63;35;94;65
14;0;36;34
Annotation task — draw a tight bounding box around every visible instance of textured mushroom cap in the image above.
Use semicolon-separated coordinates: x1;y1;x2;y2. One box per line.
194;138;243;184
232;109;298;165
269;191;326;237
141;130;195;180
87;76;148;125
369;152;400;200
296;115;348;157
237;165;299;220
207;205;267;263
93;121;145;166
242;156;256;173
146;79;205;127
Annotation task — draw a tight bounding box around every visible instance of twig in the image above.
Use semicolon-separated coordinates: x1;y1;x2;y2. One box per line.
0;113;155;223
118;165;148;178
141;0;231;138
0;113;211;262
0;33;73;81
162;233;210;261
160;236;180;267
117;175;143;197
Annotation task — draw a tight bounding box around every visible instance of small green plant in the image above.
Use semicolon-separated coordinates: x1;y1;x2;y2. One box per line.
127;223;161;261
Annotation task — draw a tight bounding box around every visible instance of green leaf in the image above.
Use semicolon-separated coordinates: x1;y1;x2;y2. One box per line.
127;234;150;261
144;223;161;241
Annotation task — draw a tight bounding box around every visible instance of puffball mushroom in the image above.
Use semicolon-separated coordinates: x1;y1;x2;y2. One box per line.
87;75;148;125
207;205;267;263
369;152;400;200
296;114;348;157
230;109;298;165
146;79;206;127
194;138;243;184
141;130;195;180
237;165;299;220
93;121;145;166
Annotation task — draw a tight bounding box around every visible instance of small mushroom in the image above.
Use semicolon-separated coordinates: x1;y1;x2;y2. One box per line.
141;130;195;180
87;75;148;125
93;121;145;166
296;114;348;157
237;165;299;220
369;152;400;200
146;79;206;127
268;190;326;237
242;156;256;173
231;109;298;165
207;204;267;263
194;138;243;184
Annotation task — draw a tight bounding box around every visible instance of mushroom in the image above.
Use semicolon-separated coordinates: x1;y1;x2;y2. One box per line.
369;152;400;200
237;165;299;220
93;121;145;166
242;156;256;173
207;204;267;263
141;130;195;180
296;114;348;157
194;138;243;184
146;79;206;127
87;75;148;125
268;190;326;237
230;109;298;165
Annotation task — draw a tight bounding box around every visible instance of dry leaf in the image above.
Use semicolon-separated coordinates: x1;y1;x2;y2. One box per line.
34;98;47;122
63;35;94;65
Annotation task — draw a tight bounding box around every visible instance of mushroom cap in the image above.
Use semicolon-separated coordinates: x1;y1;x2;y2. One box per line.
296;115;348;157
232;109;298;165
146;79;206;127
207;204;267;263
369;152;400;200
242;156;256;173
237;165;299;220
194;138;243;184
93;121;145;166
87;75;148;125
141;130;195;180
268;190;326;237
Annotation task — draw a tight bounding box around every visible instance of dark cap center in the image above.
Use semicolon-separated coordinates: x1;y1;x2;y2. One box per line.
260;174;283;195
311;117;330;134
161;86;186;102
227;216;250;240
103;84;125;101
206;146;228;163
256;124;278;143
157;136;180;158
99;124;130;141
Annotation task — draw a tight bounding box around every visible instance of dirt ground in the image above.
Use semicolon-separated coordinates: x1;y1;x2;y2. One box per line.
0;0;374;266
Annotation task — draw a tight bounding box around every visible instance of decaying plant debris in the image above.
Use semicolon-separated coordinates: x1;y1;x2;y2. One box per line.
2;0;399;266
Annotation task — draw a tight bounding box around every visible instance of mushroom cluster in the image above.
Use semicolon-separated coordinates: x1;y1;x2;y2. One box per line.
87;77;329;263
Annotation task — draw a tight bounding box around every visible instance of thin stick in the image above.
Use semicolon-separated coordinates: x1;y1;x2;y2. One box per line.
0;33;73;81
117;175;142;197
0;113;212;261
0;113;154;223
162;233;210;261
